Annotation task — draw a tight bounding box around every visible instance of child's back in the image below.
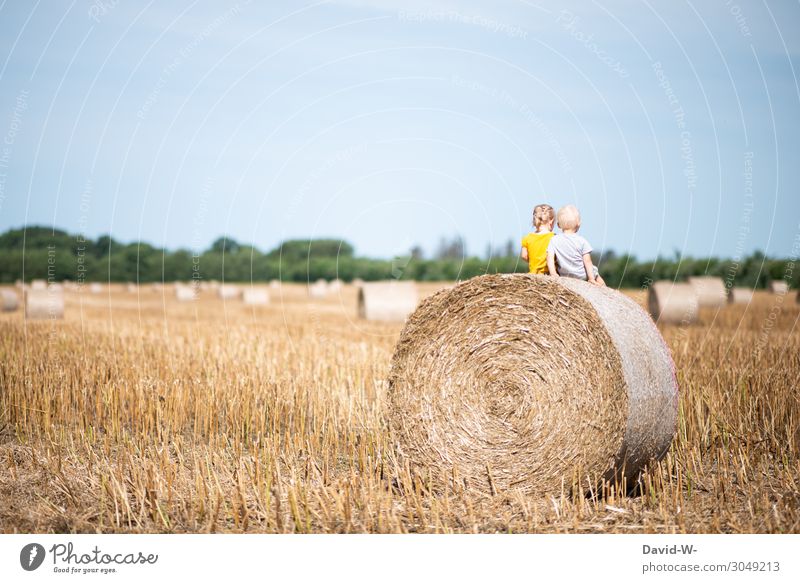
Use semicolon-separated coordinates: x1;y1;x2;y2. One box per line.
547;232;593;279
546;204;605;286
521;231;554;274
521;204;555;274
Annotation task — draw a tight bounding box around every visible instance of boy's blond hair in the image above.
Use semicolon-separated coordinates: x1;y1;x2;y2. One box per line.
556;204;581;230
532;204;555;229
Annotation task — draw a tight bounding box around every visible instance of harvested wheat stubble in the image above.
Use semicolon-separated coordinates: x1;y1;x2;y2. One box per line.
24;288;64;319
648;281;699;324
728;287;754;304
387;274;678;496
687;276;726;308
242;287;269;306
1;289;19;311
358;281;418;322
768;280;789;295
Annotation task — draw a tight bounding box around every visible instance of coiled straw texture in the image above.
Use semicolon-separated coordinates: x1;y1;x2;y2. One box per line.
387;274;678;496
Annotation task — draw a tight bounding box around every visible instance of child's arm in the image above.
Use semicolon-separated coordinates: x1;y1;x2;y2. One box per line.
582;253;599;285
547;249;559;277
520;246;529;263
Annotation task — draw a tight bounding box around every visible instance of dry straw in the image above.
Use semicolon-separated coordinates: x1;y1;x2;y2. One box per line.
728;287;754;304
31;279;47;291
24;288;65;320
387;274;678;496
768;280;789;295
358;281;418;322
2;289;19;311
648;281;699;324
242;287;269;306
687;276;726;308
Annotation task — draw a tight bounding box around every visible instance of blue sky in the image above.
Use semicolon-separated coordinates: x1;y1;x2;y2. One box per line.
0;0;798;260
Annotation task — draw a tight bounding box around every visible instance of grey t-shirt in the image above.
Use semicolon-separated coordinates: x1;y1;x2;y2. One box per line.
547;233;594;279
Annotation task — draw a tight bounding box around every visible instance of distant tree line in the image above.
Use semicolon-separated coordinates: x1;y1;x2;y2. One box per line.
0;226;796;289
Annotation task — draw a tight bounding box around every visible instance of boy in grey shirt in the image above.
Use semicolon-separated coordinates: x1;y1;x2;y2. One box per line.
546;204;606;286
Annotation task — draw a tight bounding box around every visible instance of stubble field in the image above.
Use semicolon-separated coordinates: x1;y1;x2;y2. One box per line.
1;282;798;533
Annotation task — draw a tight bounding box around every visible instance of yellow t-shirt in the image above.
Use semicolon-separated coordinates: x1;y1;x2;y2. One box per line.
521;231;554;274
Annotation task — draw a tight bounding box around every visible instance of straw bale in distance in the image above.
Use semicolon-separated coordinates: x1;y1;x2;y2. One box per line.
387;274;678;496
31;279;47;291
648;281;699;324
308;279;328;299
358;281;418;322
687;276;726;308
728;287;754;304
2;289;19;311
768;280;789;295
174;284;197;301
24;288;65;320
242;288;269;306
217;284;241;300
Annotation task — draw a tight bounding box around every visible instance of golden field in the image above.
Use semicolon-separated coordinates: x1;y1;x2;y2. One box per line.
1;283;798;533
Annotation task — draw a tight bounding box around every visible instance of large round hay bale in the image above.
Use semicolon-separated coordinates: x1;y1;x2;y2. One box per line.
387;274;677;496
242;287;269;306
2;289;20;311
768;280;789;295
31;279;47;291
24;289;65;320
647;281;699;324
89;282;103;294
687;276;726;308
358;281;418;322
728;287;754;304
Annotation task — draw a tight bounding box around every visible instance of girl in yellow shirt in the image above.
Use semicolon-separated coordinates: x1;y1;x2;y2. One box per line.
520;204;555;274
